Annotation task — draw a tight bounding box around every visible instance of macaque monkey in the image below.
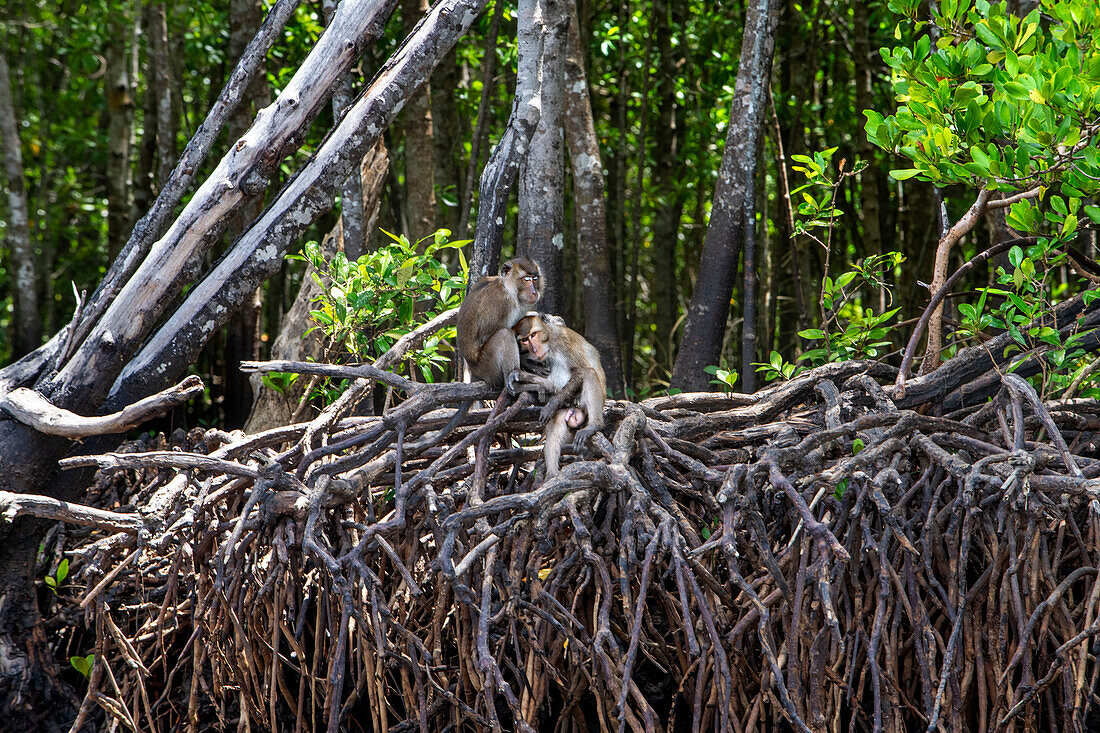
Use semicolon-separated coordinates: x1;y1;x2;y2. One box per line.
513;313;606;475
440;258;543;436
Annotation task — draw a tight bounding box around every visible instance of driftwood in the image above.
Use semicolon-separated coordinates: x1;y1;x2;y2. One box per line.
16;328;1100;732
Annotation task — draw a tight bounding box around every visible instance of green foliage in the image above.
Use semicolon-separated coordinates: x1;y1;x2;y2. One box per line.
753;351;804;382
43;558;68;594
298;230;468;383
702;365;739;391
790;148;847;241
952;240;1099;396
261;371;298;396
69;653;94;679
866;0;1100;239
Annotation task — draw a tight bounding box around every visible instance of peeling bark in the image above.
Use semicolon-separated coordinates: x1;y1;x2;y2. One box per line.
518;0;567;314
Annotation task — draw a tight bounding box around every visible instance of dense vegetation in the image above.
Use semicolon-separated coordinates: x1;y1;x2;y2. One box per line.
11;0;1094;408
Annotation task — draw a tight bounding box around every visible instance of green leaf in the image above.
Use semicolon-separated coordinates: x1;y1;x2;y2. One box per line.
70;654;94;679
889;168;924;180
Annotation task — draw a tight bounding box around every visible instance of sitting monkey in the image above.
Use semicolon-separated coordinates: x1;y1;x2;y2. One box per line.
513;313;606;475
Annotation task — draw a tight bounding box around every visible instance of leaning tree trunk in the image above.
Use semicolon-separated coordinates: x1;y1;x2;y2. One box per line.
670;0;780;392
518;0;567;315
562;0;625;396
0;0;491;718
0;54;40;359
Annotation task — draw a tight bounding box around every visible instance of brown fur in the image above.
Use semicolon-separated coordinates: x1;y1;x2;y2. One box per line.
456;258;542;388
513;314;606;475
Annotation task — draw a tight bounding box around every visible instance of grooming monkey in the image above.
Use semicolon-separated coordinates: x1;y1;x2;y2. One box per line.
513;313;606;475
440;258;544;436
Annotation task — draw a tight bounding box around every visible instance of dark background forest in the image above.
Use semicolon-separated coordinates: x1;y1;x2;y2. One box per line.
3;0;1050;415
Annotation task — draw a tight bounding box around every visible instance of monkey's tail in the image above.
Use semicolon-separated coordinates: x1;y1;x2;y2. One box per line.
436;400;473;440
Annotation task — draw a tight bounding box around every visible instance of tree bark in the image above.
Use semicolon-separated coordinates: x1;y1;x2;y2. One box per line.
670;0;780;392
149;1;177;188
563;0;624;397
470;0;544;280
518;0;567;315
402;0;436;244
105;10;135;258
0;53;40;358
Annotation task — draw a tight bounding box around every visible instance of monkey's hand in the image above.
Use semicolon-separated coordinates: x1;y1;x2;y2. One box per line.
505;369;522;396
572;427;598;455
539;403;557;425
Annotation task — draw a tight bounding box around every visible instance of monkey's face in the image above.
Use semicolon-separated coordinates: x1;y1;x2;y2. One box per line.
502;258;542;305
517;270;541;305
514;318;549;362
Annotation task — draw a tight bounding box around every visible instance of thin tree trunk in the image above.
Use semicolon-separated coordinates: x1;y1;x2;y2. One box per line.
518;0;566;314
853;0;884;314
458;0;504;237
149;1;176;188
105;10;134;258
626;4;653;390
132;8;157;229
607;1;630;383
470;0;544;279
670;0;780;392
563;0;624;396
402;0;436;244
0;54;40;358
432;47;463;235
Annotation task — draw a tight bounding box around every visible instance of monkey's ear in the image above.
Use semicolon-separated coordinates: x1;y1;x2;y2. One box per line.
501;262;513;276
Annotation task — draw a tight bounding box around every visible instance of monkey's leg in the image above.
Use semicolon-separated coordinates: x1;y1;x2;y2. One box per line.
543;410;573;476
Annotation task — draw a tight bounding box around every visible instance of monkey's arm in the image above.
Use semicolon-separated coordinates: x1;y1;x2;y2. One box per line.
506;369;557;400
538;371;583;424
